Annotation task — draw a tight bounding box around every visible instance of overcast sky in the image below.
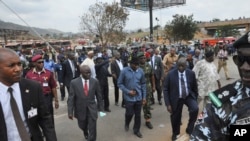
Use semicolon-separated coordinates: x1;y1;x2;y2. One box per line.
0;0;249;33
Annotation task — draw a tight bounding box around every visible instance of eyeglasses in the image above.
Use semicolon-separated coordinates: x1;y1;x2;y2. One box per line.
37;61;44;64
236;55;250;66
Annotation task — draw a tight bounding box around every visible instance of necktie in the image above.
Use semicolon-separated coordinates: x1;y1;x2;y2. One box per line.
84;80;88;96
8;87;31;141
71;60;75;78
180;74;187;99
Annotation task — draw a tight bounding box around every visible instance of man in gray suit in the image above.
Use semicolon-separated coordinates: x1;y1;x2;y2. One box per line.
150;49;164;105
67;65;104;141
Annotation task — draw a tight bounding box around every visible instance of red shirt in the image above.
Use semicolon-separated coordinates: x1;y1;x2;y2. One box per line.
25;68;57;95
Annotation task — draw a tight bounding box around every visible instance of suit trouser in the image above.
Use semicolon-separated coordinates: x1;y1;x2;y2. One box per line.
154;74;162;102
113;79;125;106
125;101;142;133
170;96;198;135
77;114;97;141
59;85;65;98
100;84;110;109
43;93;54;125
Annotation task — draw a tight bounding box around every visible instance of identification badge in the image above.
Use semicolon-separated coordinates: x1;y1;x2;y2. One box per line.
43;82;49;87
28;107;37;119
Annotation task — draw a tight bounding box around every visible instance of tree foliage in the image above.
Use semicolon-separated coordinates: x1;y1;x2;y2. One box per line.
216;25;240;37
79;2;129;47
164;14;198;44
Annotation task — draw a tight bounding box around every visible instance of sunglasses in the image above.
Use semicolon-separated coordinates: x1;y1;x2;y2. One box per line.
37;61;44;64
234;55;250;66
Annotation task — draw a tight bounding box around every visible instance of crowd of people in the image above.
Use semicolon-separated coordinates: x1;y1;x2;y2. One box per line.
1;31;250;141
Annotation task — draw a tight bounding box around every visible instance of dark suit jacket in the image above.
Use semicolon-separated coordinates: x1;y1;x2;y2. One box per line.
0;78;57;141
67;77;104;121
163;68;198;111
62;59;80;87
111;59;123;82
151;55;164;80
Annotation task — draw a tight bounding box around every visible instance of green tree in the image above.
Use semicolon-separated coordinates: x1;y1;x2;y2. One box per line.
216;25;240;37
164;14;198;44
79;2;129;47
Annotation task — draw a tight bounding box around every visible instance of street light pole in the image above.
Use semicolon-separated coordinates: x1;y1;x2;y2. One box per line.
155;17;159;41
149;0;153;42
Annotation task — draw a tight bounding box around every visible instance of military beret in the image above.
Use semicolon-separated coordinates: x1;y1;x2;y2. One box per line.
145;52;151;59
137;52;145;58
32;54;43;62
233;31;250;48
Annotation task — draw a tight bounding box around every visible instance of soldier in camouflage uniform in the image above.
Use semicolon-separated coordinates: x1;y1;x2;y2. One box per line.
190;31;250;141
137;52;155;129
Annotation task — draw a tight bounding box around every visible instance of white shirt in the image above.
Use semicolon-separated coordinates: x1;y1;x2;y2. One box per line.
0;82;29;141
68;59;75;78
116;59;123;71
178;71;188;98
81;57;96;78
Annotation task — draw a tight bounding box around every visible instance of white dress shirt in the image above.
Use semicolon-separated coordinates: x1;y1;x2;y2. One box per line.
178;71;189;98
0;82;29;141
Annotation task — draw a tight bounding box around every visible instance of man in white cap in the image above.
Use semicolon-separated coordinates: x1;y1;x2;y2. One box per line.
81;50;96;78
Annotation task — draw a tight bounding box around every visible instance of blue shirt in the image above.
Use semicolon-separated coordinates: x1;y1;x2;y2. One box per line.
44;60;55;72
117;66;146;102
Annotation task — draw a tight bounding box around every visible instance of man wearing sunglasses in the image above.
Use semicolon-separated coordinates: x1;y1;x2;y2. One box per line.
190;31;250;140
25;54;59;126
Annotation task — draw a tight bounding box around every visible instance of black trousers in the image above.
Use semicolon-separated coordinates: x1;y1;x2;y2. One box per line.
113;79;125;106
77;110;97;141
59;85;65;98
43;93;54;125
100;84;110;109
154;74;162;101
125;101;142;133
170;96;198;135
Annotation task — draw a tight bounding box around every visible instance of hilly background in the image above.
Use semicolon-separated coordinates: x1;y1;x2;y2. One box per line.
0;19;63;36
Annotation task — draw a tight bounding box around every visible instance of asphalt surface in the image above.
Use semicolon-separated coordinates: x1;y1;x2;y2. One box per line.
53;56;240;141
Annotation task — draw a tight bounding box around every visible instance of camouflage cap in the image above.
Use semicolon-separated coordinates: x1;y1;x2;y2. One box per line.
137;52;145;58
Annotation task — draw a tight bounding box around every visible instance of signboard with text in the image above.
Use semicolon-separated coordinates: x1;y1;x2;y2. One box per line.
121;0;186;11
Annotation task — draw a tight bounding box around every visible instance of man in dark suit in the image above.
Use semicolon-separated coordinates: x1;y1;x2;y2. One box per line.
0;48;57;141
150;49;164;105
163;57;199;141
62;51;80;99
111;51;125;107
68;65;104;141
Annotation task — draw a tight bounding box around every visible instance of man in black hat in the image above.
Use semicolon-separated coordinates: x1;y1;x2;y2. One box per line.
117;56;146;138
191;31;250;140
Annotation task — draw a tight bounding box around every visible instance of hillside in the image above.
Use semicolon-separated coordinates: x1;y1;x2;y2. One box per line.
0;19;63;36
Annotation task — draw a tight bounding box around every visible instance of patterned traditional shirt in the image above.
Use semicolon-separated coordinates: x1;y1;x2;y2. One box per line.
192;59;220;97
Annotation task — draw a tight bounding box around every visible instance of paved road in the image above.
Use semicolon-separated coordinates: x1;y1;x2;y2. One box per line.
53;56;240;141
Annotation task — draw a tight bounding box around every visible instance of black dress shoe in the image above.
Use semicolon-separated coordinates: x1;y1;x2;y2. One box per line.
104;108;111;112
134;132;143;138
115;102;119;106
171;134;180;141
145;122;153;129
84;135;88;140
121;105;126;108
159;101;162;105
84;132;88;140
125;124;129;131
